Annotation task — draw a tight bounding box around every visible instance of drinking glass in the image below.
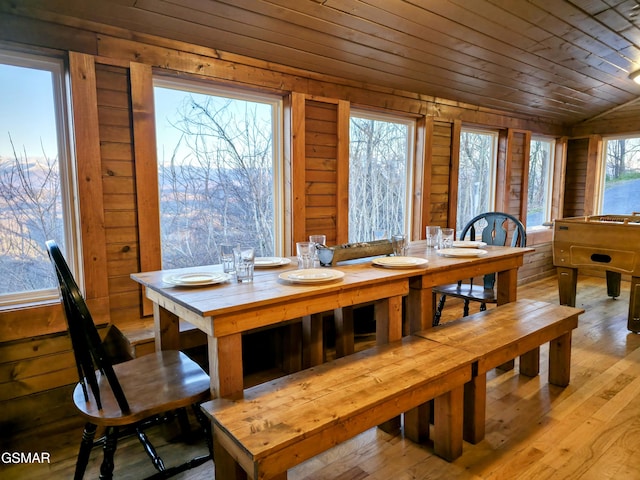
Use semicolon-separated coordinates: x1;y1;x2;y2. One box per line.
309;235;326;266
440;228;454;249
309;234;326;246
425;226;441;248
220;244;236;273
391;234;407;256
233;246;255;283
296;241;316;269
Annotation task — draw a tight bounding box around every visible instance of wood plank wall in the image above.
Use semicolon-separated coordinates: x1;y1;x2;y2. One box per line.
564;138;590;217
428;120;454;226
304;100;339;244
0;9;590;433
97;63;143;326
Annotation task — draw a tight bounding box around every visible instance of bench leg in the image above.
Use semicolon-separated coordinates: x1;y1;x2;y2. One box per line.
463;372;486;444
213;430;247;480
404;402;431;443
378;416;402;435
549;331;573;387
433;385;464;461
497;359;515;371
520;346;540;377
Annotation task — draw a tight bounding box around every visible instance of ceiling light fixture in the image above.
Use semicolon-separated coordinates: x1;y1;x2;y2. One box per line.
630;70;640;84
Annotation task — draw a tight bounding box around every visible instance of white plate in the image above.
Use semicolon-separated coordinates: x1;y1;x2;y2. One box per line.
452;240;487;248
372;256;429;268
278;268;345;284
437;248;488;258
254;257;292;268
163;272;231;286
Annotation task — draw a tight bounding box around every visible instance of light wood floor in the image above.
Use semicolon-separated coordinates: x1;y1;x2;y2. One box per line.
4;274;640;479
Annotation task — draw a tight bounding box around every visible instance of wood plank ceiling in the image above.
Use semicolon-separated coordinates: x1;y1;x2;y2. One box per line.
10;0;640;125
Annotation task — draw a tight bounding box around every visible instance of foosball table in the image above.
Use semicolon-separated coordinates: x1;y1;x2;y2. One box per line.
553;214;640;332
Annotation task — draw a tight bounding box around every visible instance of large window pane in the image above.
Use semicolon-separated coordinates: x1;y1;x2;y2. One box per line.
600;137;640;214
348;112;413;242
154;79;281;269
527;137;554;228
0;51;74;305
456;129;497;234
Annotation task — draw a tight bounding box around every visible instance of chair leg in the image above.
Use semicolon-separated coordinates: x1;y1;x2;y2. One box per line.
433;294;447;326
480;302;487;312
177;407;192;438
463;299;470;317
99;426;118;480
75;422;97;480
137;427;166;472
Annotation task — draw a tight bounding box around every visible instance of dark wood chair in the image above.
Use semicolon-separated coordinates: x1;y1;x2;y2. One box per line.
45;240;213;480
432;212;527;326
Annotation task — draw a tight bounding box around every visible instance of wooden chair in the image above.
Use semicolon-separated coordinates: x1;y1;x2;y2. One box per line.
45;240;213;480
432;212;526;326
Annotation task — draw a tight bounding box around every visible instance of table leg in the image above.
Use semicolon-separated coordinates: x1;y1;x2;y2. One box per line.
556;266;578;307
496;267;518;305
628;276;640;333
208;334;244;398
375;295;403;434
407;276;433;333
496;267;517;370
606;270;622;298
375;295;403;344
153;303;180;351
334;307;354;358
302;313;324;367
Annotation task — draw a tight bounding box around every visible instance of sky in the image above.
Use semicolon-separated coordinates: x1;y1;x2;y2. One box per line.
0;63;59;158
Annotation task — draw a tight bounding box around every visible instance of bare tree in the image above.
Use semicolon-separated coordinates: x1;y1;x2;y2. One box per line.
605;139;640;180
349;117;407;242
457;132;493;233
527;140;550;217
0;135;61;294
158;95;274;268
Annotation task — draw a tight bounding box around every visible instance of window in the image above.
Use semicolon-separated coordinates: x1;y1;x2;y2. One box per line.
456;129;497;234
153;78;283;269
0;50;76;306
348;111;414;242
598;136;640;214
527;137;555;228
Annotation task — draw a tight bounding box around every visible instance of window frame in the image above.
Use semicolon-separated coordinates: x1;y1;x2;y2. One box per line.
527;135;556;230
152;75;286;262
0;49;79;308
455;127;498;234
347;108;416;241
597;134;640;215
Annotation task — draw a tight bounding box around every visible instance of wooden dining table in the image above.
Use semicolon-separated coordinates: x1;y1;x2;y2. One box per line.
131;241;533;398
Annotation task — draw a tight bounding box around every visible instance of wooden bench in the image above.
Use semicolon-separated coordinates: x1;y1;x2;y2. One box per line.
117;319;207;357
414;298;584;444
201;336;477;480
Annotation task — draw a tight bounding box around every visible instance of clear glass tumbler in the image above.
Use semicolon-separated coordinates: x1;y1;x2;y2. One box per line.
391;234;407;256
297;241;316;269
233;246;255;282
